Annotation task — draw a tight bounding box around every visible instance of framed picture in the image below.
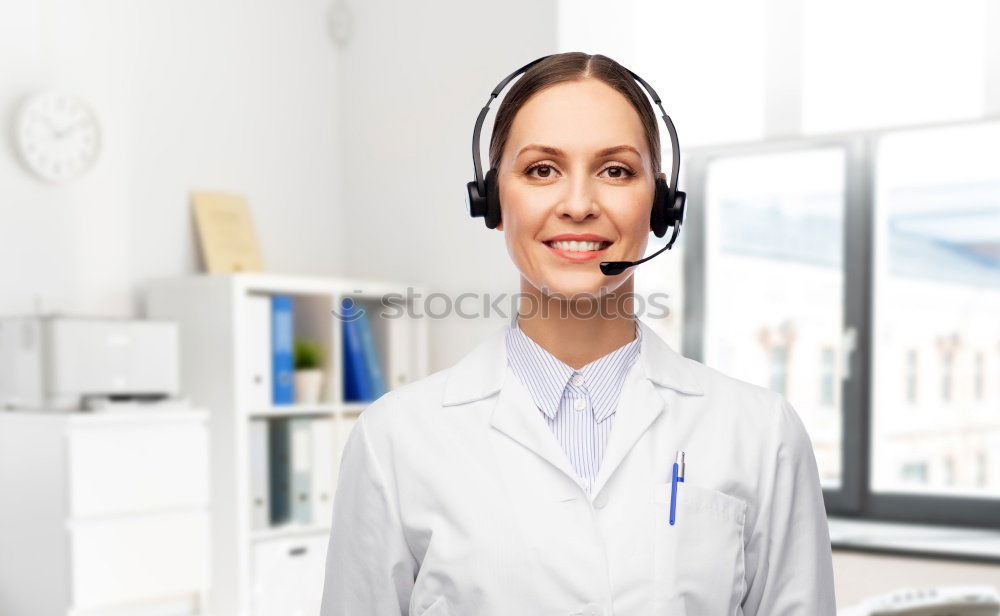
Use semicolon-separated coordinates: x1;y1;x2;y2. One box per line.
191;191;264;273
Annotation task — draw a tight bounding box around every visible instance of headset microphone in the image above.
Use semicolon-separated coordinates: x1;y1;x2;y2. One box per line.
467;54;687;276
599;220;681;275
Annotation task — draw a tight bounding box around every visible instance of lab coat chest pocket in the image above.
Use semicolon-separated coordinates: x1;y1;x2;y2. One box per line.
650;483;746;614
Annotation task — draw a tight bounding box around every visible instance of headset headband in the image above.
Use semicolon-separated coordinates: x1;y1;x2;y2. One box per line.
470;54;681;213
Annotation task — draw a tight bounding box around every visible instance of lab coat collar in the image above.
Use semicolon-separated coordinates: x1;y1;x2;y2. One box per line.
441;317;704;407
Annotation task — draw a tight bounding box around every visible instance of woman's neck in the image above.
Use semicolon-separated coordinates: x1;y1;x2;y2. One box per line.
515;277;638;370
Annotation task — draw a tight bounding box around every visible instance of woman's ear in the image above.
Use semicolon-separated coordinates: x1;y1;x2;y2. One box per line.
496;219;503;231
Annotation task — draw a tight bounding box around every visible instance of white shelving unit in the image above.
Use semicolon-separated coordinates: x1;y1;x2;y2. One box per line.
143;273;428;616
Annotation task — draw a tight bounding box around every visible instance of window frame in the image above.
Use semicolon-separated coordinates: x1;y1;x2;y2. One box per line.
681;115;1000;528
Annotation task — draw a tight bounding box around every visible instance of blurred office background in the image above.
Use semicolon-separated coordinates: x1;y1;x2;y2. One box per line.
1;0;999;614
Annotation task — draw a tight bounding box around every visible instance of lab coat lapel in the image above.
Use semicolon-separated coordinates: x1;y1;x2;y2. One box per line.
489;365;583;487
590;320;707;498
441;318;705;498
588;363;664;499
440;321;585;489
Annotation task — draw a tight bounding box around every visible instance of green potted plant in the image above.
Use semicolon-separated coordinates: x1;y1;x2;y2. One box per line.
293;338;325;404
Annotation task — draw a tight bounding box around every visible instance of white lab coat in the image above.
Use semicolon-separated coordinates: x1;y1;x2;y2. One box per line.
320;319;837;616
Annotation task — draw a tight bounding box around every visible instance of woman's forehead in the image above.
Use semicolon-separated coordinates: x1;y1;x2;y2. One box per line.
507;79;648;158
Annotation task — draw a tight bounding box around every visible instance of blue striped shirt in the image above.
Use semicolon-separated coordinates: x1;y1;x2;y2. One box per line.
505;314;642;494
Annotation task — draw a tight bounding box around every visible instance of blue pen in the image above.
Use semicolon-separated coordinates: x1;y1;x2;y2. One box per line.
669;451;685;525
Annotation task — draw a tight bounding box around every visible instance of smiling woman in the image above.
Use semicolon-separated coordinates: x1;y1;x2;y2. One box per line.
494;74;659;304
320;52;836;616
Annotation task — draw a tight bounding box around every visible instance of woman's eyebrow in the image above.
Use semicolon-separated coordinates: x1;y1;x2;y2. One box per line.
516;144;641;158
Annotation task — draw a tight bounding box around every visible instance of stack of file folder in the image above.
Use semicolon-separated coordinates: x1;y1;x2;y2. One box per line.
245;294;298;407
250;416;345;529
340;297;386;402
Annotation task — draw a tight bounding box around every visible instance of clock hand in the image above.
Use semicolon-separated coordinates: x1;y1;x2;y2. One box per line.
55;121;88;139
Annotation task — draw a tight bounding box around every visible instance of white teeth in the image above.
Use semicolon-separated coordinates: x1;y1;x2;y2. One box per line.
550;240;606;252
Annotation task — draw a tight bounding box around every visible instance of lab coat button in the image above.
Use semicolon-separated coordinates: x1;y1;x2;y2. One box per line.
593;493;608;509
573;398;585;411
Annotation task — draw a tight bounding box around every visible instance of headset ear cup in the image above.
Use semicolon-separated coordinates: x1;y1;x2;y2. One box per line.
466;179;486;219
672;190;687;226
484;168;502;229
650;177;669;238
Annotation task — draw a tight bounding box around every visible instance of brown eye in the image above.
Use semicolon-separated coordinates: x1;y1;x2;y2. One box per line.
601;164;634;179
527;164;554;178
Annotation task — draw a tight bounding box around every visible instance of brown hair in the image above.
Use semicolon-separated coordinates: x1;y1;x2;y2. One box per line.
488;52;661;176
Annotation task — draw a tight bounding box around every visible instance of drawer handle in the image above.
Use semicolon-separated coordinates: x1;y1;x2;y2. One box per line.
289;547;308;557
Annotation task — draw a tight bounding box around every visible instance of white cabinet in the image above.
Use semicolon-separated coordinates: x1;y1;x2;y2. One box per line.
251;534;328;616
70;511;208;610
67;419;209;516
0;410;210;616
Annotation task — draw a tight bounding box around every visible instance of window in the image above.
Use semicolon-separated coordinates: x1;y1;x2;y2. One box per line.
871;122;1000;504
700;147;846;489
820;347;835;407
901;461;929;485
977;451;989;487
769;344;789;396
560;0;1000;525
686;120;1000;524
943;456;957;487
940;347;956;404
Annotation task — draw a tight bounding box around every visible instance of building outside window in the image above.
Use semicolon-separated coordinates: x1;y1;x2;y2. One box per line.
974;351;985;402
904;349;918;405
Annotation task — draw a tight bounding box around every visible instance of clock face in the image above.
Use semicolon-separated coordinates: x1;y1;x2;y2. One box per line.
15;91;101;183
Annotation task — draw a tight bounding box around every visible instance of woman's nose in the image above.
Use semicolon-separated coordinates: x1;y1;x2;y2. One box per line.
554;175;600;221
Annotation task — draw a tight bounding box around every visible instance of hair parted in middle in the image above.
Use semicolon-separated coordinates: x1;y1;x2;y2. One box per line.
487;52;662;177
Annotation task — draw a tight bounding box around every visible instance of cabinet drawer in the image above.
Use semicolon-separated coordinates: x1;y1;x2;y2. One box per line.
67;420;208;516
252;533;328;616
69;511;208;611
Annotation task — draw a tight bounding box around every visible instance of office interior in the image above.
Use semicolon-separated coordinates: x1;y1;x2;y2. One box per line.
1;0;999;614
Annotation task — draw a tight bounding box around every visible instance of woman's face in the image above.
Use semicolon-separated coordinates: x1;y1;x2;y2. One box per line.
496;78;662;299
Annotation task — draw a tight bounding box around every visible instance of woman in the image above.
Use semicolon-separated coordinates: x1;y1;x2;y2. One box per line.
321;52;836;616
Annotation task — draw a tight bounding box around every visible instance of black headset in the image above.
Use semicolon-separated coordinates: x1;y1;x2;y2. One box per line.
465;54;687;274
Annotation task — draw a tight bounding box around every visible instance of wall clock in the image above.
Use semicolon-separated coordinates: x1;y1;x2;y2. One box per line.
14;90;101;183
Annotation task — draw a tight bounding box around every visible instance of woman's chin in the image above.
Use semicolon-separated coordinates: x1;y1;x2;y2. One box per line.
534;271;627;299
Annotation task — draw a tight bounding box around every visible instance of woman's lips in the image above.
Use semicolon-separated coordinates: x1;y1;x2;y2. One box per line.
543;241;612;263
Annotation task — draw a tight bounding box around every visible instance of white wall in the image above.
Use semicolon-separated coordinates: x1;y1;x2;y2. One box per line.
0;0;344;317
336;0;559;371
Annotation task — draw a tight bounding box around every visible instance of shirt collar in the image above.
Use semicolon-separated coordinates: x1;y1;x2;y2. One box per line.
504;315;642;422
442;313;705;407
